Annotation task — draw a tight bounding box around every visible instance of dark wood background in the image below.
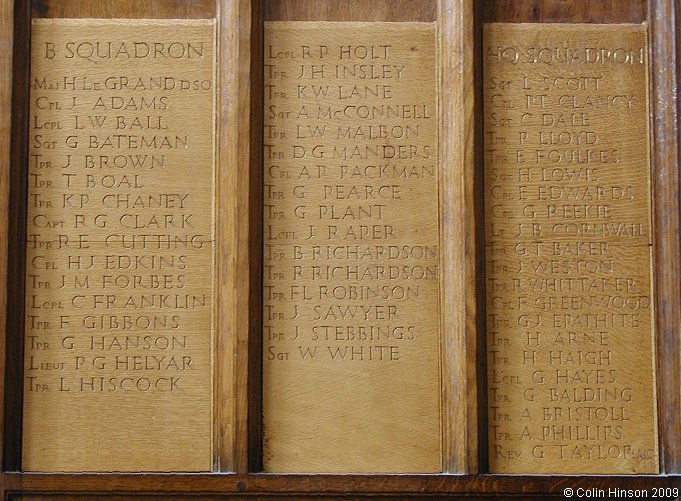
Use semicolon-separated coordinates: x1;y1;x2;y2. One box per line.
1;0;679;498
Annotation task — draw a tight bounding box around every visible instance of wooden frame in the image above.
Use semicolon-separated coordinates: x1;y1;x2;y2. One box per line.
0;0;679;497
648;0;681;474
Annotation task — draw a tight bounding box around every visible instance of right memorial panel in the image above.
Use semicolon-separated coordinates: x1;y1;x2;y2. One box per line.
484;23;658;474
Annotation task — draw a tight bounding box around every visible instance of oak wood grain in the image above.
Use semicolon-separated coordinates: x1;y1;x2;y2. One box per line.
648;0;681;474
216;0;237;474
0;471;679;497
481;0;646;23
247;0;265;474
219;0;263;474
439;0;480;474
264;0;436;22
31;0;215;18
478;0;677;479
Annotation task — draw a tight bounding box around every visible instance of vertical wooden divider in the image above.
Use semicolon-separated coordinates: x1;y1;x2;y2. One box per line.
216;0;235;473
649;0;681;475
219;0;263;473
439;0;480;474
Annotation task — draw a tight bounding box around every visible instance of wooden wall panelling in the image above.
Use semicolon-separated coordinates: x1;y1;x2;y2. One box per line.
0;0;7;476
11;0;267;476
648;0;681;474
25;17;217;473
676;0;681;472
0;0;677;496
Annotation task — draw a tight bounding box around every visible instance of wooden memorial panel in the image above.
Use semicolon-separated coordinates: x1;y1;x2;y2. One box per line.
483;23;658;474
262;22;441;473
22;19;216;472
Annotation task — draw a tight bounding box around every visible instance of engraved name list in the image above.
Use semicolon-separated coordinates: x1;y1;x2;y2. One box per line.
262;22;441;473
483;24;658;474
23;19;216;472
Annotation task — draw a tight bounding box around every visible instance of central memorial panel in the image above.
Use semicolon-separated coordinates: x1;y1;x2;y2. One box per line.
262;22;441;473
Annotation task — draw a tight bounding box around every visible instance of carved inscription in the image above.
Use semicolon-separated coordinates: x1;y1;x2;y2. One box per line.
484;24;658;474
23;19;215;472
263;22;440;473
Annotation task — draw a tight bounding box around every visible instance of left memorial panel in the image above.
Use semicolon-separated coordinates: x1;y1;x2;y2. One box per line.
22;19;216;472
